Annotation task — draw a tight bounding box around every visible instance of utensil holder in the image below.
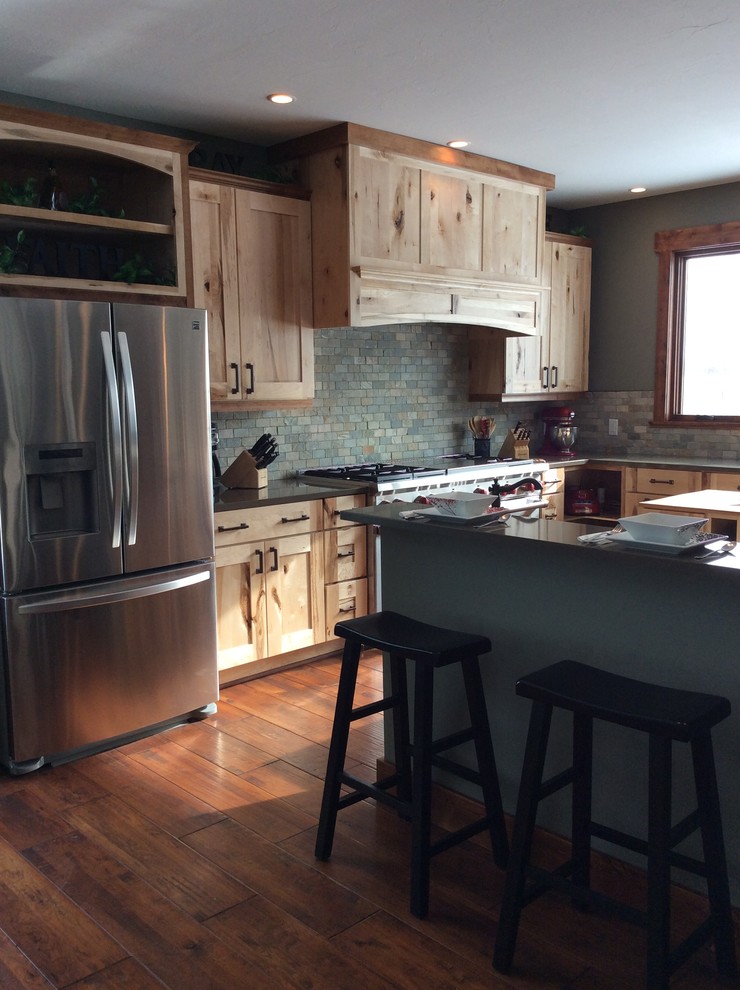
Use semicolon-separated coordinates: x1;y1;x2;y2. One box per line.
497;430;530;460
474;438;491;459
219;450;268;489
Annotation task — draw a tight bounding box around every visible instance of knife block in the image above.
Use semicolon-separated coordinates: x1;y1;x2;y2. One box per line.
497;430;530;460
219;450;268;489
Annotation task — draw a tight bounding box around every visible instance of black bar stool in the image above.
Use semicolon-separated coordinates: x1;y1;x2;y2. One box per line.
315;610;509;918
493;659;737;990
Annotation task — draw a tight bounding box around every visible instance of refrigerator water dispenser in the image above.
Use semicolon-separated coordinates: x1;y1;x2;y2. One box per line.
24;442;98;538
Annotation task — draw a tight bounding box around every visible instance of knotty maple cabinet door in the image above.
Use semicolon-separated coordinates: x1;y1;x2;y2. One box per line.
545;235;591;393
214;532;324;675
189;171;314;407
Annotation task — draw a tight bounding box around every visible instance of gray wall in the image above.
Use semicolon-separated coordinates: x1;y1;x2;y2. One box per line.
572;181;740;392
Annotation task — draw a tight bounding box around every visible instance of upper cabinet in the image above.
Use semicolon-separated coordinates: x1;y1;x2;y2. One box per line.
0;103;194;303
189;169;314;408
469;233;592;401
271;123;554;333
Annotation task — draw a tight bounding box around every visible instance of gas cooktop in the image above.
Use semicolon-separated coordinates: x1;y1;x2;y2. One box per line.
300;457;537;484
302;463;443;482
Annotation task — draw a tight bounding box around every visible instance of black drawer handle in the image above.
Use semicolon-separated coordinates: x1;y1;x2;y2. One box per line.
649;478;674;485
217;522;249;532
337;549;355;558
281;513;310;524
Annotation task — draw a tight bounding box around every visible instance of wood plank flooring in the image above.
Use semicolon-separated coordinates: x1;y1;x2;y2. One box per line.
0;649;736;989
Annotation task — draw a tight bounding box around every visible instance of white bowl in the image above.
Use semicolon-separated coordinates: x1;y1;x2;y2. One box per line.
617;512;708;546
426;491;496;518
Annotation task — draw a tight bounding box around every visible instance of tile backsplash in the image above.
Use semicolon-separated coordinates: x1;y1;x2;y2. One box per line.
213;324;544;477
213;325;740;476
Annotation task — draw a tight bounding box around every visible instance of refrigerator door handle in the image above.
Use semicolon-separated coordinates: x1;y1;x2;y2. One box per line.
17;568;211;615
101;331;124;549
117;332;140;546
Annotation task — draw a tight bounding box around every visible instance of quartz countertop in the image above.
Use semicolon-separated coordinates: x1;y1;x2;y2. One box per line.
339;500;740;573
213;478;369;512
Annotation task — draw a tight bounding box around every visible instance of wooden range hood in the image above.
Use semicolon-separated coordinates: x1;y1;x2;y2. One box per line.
270;122;555;335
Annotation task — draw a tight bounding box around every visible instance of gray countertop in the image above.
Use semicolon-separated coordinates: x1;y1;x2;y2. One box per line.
340;501;740;573
213;478;369;512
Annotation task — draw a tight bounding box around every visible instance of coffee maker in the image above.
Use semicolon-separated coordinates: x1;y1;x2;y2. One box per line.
539;406;578;457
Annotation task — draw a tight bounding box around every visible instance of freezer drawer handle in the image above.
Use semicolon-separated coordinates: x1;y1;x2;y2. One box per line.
217;522;249;532
17;569;211;614
281;513;310;524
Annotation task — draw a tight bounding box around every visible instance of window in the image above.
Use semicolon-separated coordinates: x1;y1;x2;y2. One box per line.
654;220;740;427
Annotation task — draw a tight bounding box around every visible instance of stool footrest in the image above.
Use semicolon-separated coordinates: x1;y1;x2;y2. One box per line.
349;696;397;721
337;771;404;813
431;753;484;787
539;766;575;800
431;817;493;856
429;726;475;755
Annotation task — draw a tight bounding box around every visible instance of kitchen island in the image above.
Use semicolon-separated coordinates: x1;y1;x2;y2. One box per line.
340;502;740;905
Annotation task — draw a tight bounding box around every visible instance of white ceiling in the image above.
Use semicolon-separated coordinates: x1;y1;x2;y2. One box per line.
1;0;739;208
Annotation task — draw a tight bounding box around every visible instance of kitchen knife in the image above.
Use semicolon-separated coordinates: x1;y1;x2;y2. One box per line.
249;433;273;459
255;442;279;468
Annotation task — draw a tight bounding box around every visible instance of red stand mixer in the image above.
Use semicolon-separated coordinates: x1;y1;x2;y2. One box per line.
539;406;578;458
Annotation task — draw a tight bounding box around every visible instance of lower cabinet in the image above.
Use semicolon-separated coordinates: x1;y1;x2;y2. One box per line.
622;467;702;516
214;494;368;683
215;532;325;672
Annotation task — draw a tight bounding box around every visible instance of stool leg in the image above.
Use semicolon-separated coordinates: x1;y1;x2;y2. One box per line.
493;700;553;974
315;639;362;861
571;712;593;905
410;662;435;918
691;732;738;979
389;651;412;808
646;733;672;990
461;656;509;868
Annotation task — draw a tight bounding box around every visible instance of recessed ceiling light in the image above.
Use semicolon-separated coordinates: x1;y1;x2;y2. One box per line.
630;186;647;194
267;93;295;105
447;140;470;149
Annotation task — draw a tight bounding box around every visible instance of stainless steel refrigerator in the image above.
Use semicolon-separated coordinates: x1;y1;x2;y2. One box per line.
0;298;218;773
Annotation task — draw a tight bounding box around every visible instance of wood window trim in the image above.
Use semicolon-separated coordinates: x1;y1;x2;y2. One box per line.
654;219;740;428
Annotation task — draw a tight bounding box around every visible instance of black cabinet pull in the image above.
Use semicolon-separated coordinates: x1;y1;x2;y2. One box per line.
281;513;310;524
230;362;240;395
217;521;248;532
269;547;279;571
649;478;674;485
336;549;355;558
551;365;558;388
245;362;255;395
542;366;549;389
254;548;264;575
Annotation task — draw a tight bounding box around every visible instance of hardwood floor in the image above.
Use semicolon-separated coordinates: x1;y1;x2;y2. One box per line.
0;649;736;989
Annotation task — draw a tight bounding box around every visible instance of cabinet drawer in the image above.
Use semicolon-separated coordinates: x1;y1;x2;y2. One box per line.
214;500;320;547
633;468;701;496
707;472;740;493
325;579;368;638
323;494;367;528
324;527;367;583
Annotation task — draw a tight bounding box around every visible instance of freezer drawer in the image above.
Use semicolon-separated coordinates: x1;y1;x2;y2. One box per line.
0;562;218;772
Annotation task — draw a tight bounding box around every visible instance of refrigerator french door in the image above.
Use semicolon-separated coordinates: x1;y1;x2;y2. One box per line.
0;299;218;773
